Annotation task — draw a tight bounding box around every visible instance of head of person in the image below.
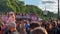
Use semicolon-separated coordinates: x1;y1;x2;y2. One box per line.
8;22;16;32
29;23;40;31
49;22;55;30
21;21;25;24
8;11;15;17
30;27;48;34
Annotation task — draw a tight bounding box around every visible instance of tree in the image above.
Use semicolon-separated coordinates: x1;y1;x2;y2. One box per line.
7;0;20;13
0;0;57;19
0;0;25;13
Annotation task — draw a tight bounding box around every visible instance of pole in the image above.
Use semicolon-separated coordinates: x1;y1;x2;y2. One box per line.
45;4;46;11
58;0;60;19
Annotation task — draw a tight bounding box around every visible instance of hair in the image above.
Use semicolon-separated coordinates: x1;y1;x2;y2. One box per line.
8;12;15;17
8;11;15;19
30;27;48;34
29;23;40;29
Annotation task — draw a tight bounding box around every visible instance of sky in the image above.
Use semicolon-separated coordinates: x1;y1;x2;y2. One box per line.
23;0;59;13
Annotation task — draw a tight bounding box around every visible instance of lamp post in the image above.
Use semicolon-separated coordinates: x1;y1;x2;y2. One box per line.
58;0;60;19
42;1;55;16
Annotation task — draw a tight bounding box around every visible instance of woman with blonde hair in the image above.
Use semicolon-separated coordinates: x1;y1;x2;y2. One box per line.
7;11;16;23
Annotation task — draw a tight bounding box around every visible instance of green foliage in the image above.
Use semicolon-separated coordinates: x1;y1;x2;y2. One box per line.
46;11;58;18
0;0;58;19
0;0;24;13
7;0;21;13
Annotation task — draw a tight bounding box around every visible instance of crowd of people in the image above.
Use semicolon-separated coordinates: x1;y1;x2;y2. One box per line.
0;11;60;34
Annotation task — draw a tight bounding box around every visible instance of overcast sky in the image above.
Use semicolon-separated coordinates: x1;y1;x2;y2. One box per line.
23;0;60;13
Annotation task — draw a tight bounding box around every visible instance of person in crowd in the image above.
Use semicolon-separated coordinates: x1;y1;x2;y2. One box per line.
0;18;3;34
56;19;60;34
30;27;48;34
24;21;30;34
29;23;48;34
8;22;19;34
2;24;8;34
47;22;56;34
19;21;26;34
29;23;40;32
41;21;49;29
0;15;6;34
2;14;8;24
16;21;20;32
7;11;15;23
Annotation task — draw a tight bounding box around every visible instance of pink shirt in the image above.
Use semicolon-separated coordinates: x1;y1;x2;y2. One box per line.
8;17;15;23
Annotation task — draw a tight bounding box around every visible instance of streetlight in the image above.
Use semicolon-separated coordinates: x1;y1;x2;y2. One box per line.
42;1;56;10
42;1;55;16
58;0;60;19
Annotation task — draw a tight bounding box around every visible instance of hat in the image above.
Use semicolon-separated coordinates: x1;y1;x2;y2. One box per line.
8;22;16;28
